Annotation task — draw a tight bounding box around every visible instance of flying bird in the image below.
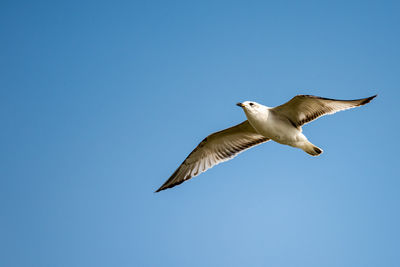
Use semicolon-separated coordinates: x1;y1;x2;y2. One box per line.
156;94;377;192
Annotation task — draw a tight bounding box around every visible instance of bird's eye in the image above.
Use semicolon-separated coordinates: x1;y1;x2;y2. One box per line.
249;103;254;106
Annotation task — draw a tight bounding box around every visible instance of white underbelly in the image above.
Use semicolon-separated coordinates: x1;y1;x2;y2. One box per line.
249;116;304;145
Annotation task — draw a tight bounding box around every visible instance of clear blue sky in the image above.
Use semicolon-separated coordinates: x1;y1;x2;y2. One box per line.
1;1;399;266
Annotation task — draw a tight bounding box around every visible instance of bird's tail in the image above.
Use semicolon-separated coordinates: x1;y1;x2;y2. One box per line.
302;142;323;156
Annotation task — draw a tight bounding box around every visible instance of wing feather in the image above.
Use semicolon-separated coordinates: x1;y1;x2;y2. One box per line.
272;94;376;127
155;121;269;192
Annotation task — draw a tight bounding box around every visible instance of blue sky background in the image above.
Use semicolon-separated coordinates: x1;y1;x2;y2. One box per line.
1;1;399;266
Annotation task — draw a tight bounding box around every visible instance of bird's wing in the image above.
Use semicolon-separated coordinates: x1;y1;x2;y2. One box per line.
272;94;377;127
156;120;269;192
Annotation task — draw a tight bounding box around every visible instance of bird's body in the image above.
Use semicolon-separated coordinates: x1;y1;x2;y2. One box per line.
243;104;320;155
156;94;377;192
246;107;302;144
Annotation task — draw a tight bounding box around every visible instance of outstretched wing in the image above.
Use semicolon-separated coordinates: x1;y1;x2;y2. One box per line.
156;121;269;192
272;94;377;127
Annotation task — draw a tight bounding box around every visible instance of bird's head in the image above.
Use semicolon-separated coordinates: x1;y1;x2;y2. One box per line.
236;101;266;115
236;101;269;118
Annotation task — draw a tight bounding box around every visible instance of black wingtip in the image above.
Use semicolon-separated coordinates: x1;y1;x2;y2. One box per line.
154;187;163;193
154;179;185;193
154;184;166;193
160;183;185;193
360;94;377;105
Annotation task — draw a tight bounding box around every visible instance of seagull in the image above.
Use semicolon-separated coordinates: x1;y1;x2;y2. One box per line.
156;94;377;192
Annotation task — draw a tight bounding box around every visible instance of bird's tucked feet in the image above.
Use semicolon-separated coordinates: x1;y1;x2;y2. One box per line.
302;142;323;156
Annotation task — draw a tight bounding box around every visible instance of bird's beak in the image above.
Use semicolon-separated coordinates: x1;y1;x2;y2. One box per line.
236;102;244;107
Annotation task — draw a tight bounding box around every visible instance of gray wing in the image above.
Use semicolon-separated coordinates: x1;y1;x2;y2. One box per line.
272;94;377;127
155;121;269;192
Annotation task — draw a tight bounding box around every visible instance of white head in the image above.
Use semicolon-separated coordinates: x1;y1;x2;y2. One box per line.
236;101;267;116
